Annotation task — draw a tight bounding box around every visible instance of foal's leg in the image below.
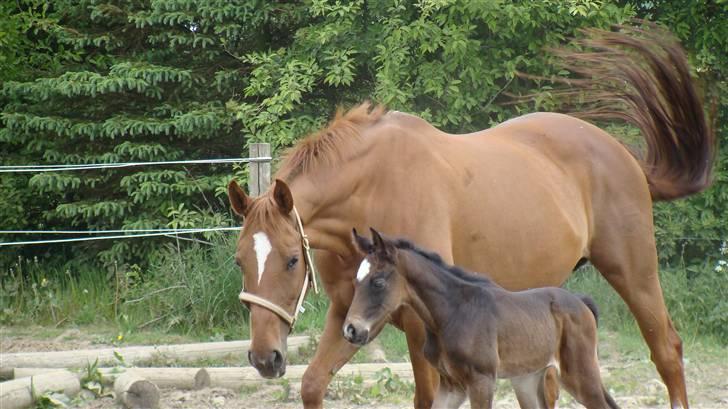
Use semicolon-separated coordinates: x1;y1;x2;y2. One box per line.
541;366;560;408
590;221;687;408
432;376;466;409
467;373;496;409
561;344;617;409
511;366;559;409
557;314;616;409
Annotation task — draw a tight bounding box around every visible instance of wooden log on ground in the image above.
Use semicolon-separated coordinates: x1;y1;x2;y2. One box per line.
10;362;412;392
14;367;211;390
0;336;310;372
0;369;80;409
203;362;414;389
114;371;160;409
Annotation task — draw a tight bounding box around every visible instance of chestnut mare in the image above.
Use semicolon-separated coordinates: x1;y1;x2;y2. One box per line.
227;26;714;408
344;228;618;409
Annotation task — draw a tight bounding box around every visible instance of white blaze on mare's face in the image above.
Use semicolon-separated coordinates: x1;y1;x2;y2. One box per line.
252;232;272;285
356;259;371;282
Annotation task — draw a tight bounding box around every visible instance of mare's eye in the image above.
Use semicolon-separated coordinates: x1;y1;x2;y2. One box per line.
371;277;386;289
287;256;299;270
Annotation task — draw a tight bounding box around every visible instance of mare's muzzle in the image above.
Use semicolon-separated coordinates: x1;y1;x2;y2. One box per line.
248;348;286;378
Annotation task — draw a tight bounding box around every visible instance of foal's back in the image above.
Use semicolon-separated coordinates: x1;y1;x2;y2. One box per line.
462;286;598;379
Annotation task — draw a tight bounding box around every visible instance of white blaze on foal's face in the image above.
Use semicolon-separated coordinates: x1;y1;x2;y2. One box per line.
252;232;272;285
356;259;371;282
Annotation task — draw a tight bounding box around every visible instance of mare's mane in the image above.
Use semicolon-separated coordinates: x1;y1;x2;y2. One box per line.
391;238;497;288
276;102;386;181
245;103;385;233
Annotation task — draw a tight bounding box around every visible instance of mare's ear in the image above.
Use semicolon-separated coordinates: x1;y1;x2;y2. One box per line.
228;180;250;217
273;179;294;214
369;227;394;260
352;228;373;254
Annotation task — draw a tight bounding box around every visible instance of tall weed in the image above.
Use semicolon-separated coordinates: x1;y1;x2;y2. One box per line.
564;258;727;343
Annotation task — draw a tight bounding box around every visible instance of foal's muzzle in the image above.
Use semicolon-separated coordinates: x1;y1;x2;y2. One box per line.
342;321;370;346
248;349;286;378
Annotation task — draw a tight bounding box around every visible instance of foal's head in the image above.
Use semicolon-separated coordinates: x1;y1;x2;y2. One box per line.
343;228;408;346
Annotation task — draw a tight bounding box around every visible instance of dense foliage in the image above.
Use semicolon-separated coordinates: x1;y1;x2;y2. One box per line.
1;0;725;273
629;0;727;266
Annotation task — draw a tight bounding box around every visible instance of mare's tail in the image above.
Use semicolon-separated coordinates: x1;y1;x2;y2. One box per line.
553;22;716;201
576;294;599;327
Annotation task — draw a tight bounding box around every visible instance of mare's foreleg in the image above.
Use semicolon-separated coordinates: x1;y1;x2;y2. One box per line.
301;301;359;408
301;253;359;408
396;307;439;408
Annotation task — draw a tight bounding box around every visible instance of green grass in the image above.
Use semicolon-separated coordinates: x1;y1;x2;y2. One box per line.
0;258;115;327
563;263;727;344
376;325;410;362
2;237;725;353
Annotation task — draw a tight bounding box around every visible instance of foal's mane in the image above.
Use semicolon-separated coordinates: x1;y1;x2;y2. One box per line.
276;102;386;181
391;238;496;287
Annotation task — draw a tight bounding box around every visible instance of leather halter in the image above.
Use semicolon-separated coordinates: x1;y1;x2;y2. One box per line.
238;206;319;332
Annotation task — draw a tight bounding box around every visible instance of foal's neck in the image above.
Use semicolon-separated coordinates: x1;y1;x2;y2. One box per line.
399;251;471;332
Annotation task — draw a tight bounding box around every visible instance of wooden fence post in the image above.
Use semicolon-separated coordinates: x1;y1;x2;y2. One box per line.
248;143;271;196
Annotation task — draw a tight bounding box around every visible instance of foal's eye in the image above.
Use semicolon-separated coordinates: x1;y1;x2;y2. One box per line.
371;278;386;289
287;256;299;270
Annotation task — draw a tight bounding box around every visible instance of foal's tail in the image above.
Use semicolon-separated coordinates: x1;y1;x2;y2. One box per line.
576;294;599;327
553;22;716;201
604;387;621;409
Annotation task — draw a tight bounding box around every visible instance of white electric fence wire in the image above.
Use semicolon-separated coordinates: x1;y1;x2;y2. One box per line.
0;228;239;234
0;227;241;247
0;157;272;173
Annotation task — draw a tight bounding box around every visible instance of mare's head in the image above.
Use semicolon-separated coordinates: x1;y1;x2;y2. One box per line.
228;178;306;378
343;228;408;346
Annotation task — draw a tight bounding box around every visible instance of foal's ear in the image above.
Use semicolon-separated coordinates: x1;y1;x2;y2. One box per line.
228;180;250;217
273;179;294;214
352;228;373;254
369;227;394;259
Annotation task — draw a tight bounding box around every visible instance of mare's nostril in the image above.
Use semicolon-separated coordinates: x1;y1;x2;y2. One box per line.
247;350;254;366
271;349;283;369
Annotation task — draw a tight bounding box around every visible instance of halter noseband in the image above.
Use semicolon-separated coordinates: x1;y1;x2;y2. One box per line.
237;206;319;333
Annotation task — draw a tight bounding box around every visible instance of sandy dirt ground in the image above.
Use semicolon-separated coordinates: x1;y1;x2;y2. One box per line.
2;328;727;408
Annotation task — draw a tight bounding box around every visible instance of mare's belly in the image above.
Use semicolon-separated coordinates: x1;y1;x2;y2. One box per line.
448;144;589;290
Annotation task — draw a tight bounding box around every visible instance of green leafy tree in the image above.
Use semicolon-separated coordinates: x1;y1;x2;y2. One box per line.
2;0;636;271
2;0;259;266
625;0;727;265
5;0;724;274
1;0;725;338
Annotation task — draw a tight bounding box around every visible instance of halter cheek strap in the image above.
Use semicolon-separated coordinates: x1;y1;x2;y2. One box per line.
238;205;319;332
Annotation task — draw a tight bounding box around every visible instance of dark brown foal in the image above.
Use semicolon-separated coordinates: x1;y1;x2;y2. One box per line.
343;229;619;409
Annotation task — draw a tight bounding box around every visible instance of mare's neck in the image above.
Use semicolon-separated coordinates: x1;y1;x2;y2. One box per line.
398;251;462;332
